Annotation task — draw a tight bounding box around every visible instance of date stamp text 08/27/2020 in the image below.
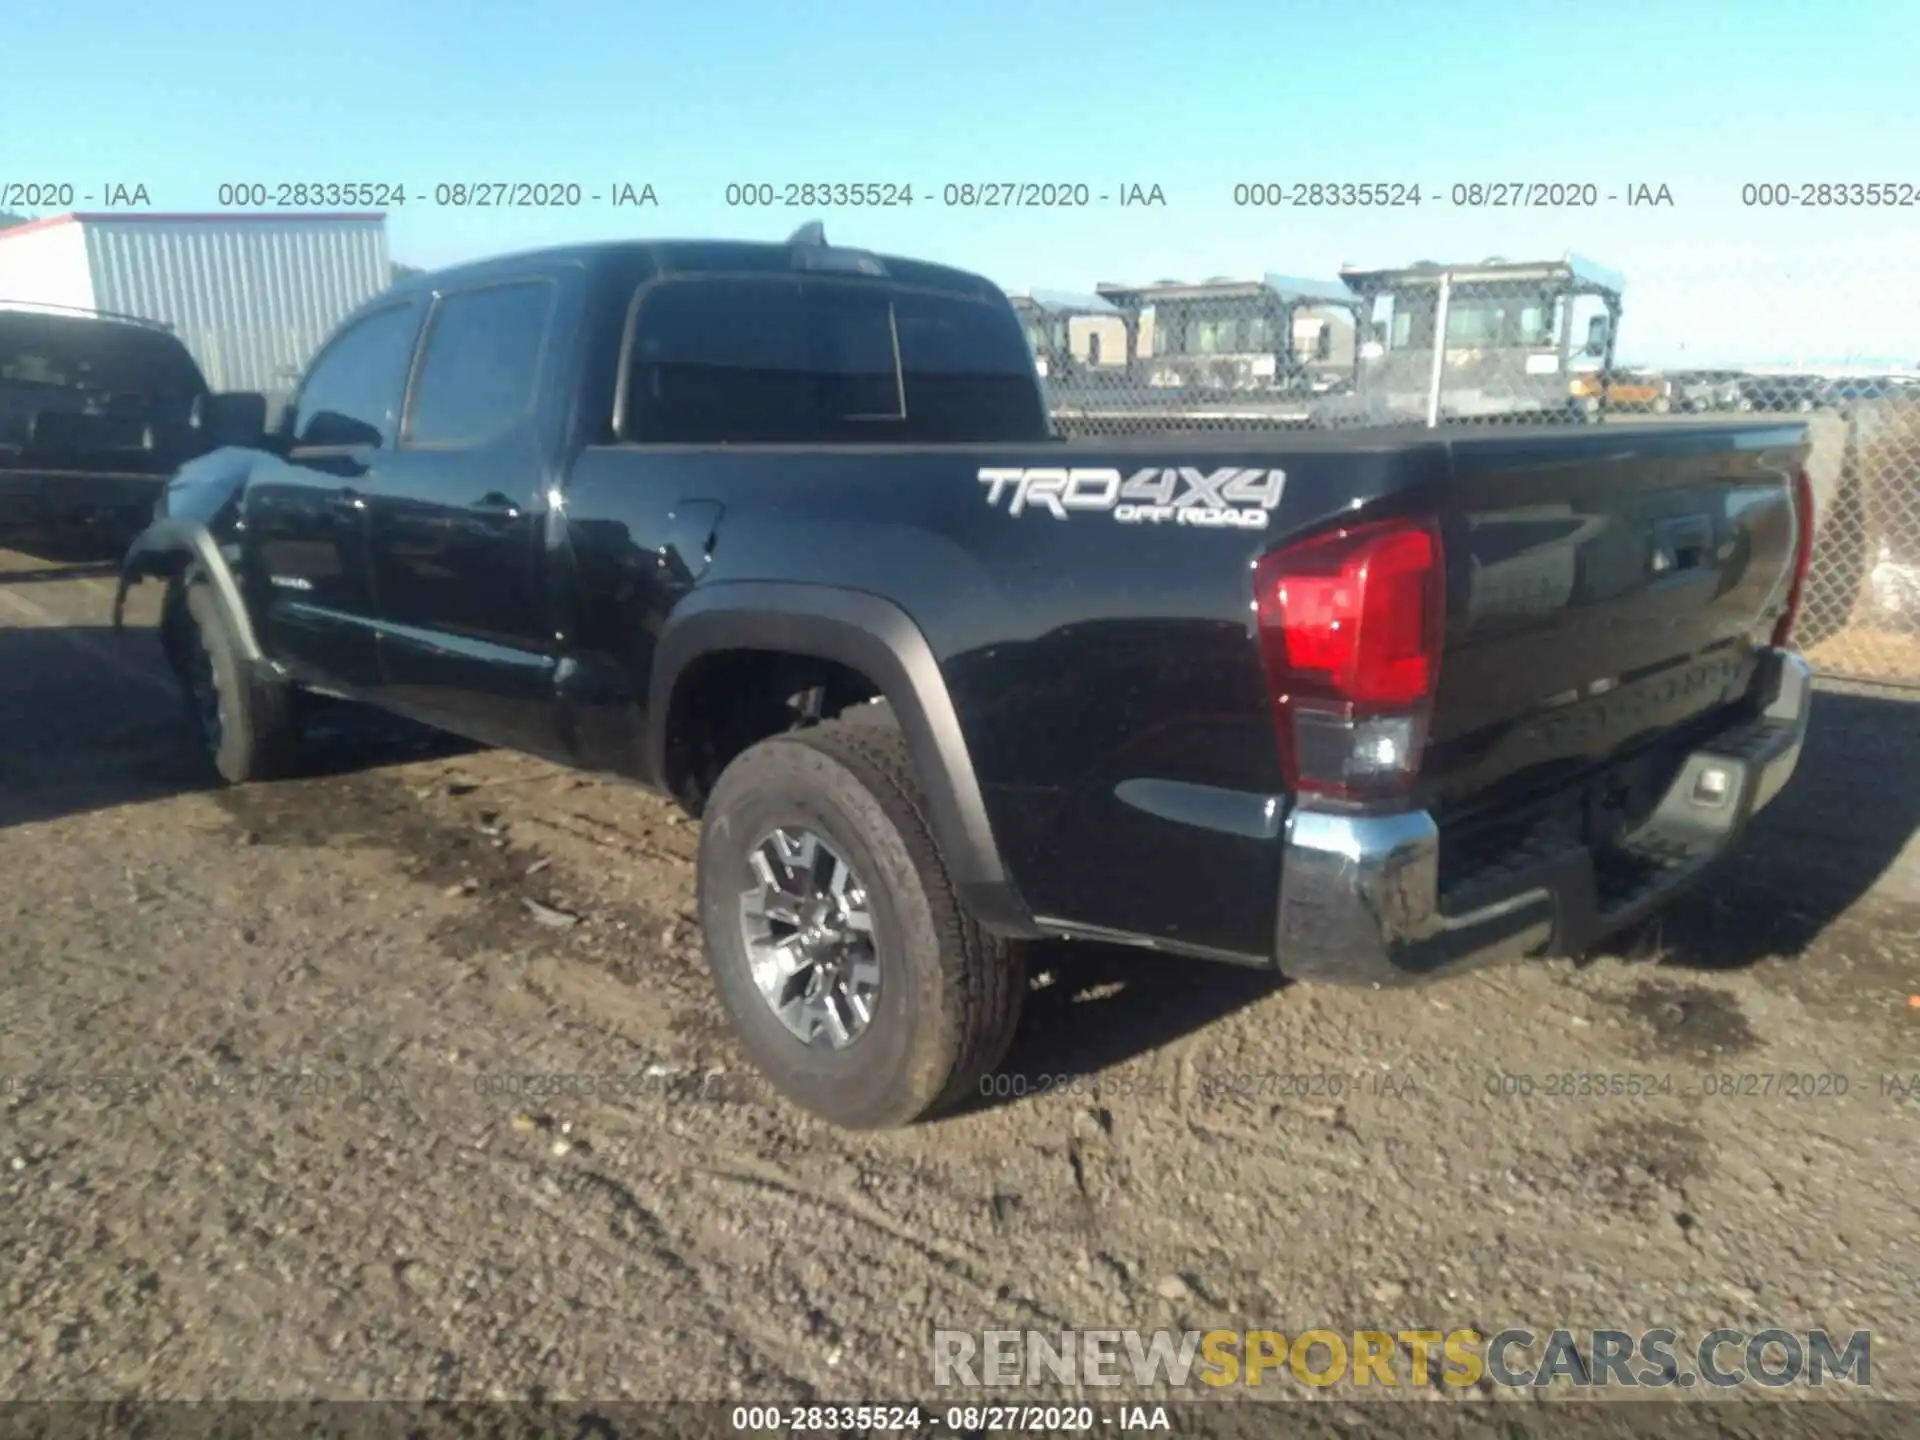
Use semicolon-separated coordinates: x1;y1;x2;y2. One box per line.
10;177;1920;211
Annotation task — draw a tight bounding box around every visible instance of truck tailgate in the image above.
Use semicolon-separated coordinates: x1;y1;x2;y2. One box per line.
1419;423;1808;823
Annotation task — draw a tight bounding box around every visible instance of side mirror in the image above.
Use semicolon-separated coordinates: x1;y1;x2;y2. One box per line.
1371;320;1388;345
194;391;269;448
1583;315;1611;358
299;409;383;449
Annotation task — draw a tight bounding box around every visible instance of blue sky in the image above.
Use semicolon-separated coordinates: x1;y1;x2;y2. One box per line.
9;0;1918;364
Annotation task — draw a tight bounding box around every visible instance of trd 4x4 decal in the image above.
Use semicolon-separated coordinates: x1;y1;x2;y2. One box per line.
977;466;1284;529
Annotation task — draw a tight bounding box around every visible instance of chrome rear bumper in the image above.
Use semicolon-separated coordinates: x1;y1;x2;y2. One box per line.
1274;649;1813;985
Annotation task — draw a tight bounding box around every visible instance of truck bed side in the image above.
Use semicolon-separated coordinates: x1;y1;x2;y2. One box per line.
561;420;1805;962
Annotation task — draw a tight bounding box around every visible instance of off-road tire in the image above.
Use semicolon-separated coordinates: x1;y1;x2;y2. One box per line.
177;574;302;783
696;704;1026;1129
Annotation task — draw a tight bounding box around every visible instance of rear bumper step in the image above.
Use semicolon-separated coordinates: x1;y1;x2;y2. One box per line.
1274;648;1812;985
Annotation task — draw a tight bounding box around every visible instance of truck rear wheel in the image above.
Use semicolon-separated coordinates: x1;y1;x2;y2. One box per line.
178;575;303;784
695;706;1026;1129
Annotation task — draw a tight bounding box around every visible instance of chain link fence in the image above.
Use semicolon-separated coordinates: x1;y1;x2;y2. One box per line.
1012;262;1920;693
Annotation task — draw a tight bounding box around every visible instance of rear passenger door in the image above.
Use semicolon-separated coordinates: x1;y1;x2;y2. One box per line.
362;274;568;752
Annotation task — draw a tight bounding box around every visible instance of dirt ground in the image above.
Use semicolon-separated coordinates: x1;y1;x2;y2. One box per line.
1;537;1917;1426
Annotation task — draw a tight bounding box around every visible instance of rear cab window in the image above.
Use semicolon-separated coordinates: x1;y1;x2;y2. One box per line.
618;274;1050;444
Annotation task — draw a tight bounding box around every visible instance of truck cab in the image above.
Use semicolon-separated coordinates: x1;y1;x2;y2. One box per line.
1007;290;1128;386
1095;274;1364;400
1316;254;1624;425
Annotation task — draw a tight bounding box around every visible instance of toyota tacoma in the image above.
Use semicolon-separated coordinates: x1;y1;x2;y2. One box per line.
115;226;1816;1129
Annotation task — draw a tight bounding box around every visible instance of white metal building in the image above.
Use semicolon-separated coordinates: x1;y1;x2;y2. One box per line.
0;212;391;400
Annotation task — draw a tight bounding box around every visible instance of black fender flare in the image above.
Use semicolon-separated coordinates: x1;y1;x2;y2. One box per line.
647;582;1039;939
113;517;265;663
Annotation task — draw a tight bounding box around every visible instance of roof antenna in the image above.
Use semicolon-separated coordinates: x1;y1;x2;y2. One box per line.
787;220;827;247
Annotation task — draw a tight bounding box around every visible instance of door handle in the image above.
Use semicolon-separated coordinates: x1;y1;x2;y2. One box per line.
325;487;366;516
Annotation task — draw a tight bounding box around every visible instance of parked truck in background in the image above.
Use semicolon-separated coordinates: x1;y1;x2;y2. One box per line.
116;227;1817;1130
0;211;393;414
1569;369;1675;414
1741;373;1827;414
1034;275;1364;434
0;303;265;541
1312;254;1624;426
1008;290;1129;386
1093;274;1363;397
1669;369;1749;414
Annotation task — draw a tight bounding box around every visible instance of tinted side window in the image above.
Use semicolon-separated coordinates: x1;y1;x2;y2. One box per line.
404;281;556;447
292;305;420;449
624;279;895;444
622;277;1046;444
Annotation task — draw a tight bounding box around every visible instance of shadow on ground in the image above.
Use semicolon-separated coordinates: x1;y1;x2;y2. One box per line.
7;604;1915;1094
0;559;120;586
0;525;139;566
0;623;474;831
955;942;1284;1117
0;624;210;829
1649;688;1920;970
973;687;1920;1113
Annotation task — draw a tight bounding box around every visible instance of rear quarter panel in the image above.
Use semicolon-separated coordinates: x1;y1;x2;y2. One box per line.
562;438;1453;958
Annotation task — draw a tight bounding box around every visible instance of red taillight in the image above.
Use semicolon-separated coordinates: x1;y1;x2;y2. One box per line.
1254;517;1446;801
1772;466;1816;649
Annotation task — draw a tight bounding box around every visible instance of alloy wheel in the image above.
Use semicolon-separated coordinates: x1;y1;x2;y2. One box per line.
738;827;880;1049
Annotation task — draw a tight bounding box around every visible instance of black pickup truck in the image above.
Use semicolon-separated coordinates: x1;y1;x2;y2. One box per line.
115;228;1816;1129
1;304;265;541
